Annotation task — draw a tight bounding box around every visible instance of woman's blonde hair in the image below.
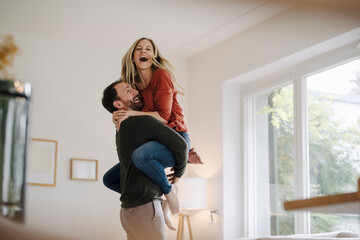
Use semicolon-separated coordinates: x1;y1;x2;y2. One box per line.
121;37;184;95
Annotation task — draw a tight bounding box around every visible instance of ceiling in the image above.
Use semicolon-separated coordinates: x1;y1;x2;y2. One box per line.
0;0;292;58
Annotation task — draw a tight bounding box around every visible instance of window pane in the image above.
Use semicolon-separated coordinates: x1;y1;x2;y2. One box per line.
255;84;294;235
306;59;360;233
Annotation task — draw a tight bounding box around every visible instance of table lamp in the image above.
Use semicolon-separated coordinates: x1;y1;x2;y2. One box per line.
176;178;206;240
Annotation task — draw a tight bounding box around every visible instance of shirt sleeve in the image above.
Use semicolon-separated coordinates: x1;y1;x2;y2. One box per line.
122;116;188;178
153;70;174;121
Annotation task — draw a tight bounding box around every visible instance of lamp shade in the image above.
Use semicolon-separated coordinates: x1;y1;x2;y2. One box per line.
177;178;206;210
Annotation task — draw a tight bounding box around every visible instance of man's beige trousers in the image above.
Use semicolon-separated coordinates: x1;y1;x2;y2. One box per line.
120;200;166;240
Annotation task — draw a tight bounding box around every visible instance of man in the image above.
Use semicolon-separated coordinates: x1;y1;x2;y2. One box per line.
102;80;188;239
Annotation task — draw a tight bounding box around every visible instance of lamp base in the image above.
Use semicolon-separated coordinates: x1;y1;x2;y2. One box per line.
176;213;193;240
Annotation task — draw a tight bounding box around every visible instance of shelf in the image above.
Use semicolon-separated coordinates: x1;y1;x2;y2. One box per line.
284;179;360;214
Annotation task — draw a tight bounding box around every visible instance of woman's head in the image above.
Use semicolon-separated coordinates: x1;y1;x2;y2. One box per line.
131;38;157;73
121;37;180;90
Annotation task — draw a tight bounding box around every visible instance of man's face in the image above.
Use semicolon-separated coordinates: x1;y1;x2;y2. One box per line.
114;82;143;111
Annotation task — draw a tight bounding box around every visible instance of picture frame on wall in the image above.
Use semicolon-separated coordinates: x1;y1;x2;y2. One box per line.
70;158;98;181
27;138;58;186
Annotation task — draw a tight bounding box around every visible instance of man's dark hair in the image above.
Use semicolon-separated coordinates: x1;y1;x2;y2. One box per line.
102;80;121;113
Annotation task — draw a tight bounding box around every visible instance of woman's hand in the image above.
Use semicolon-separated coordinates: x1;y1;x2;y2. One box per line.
113;109;137;130
113;109;131;124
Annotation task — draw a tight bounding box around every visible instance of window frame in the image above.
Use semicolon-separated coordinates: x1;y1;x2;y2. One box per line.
241;43;360;236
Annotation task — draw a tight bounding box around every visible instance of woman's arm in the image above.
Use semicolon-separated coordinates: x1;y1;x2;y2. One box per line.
152;70;174;121
113;109;167;130
113;70;176;129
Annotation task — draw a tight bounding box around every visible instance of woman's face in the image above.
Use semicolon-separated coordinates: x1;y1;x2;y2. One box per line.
132;39;154;71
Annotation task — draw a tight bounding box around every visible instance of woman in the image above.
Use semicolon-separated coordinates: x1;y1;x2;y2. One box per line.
103;37;202;229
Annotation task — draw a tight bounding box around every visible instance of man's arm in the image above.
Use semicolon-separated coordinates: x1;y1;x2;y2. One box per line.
120;115;188;178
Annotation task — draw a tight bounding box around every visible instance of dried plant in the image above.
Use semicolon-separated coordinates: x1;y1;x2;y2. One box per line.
0;34;19;79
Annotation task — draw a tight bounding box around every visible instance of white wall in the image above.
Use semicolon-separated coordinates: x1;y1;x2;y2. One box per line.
186;2;360;239
2;1;360;240
2;32;189;240
12;32;127;240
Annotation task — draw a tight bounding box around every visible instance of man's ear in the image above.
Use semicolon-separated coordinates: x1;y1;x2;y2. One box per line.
113;100;123;110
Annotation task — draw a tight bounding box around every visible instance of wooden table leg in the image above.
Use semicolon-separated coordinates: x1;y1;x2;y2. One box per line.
177;213;193;240
185;214;193;240
176;214;184;240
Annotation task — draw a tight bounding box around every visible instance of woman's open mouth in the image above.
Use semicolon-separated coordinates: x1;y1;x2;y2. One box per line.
139;57;148;62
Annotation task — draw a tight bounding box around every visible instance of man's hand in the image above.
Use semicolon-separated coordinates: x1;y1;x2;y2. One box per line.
188;148;203;164
167;168;180;184
166;148;203;182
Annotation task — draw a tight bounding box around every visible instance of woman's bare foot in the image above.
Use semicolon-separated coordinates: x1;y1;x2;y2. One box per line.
188;148;204;164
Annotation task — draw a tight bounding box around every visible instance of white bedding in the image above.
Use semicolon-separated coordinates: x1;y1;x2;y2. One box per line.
234;231;360;240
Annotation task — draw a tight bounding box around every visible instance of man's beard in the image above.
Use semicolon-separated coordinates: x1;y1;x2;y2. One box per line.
125;94;143;111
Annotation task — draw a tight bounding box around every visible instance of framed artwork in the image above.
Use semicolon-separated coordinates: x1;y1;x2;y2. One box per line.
27;138;58;186
70;159;98;181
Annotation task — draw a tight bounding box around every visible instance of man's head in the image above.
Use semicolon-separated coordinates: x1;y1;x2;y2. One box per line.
102;80;143;113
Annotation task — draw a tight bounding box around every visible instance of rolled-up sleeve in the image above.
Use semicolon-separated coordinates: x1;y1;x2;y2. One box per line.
153;71;174;122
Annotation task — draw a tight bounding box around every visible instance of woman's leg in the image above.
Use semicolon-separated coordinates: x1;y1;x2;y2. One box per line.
103;163;121;194
103;132;190;195
131;140;175;194
131;131;191;194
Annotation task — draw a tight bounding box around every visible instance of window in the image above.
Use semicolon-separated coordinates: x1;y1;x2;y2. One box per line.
254;84;295;235
246;56;360;235
307;59;360;233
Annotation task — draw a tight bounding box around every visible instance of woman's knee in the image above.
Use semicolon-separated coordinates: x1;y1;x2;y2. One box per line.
131;148;148;168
